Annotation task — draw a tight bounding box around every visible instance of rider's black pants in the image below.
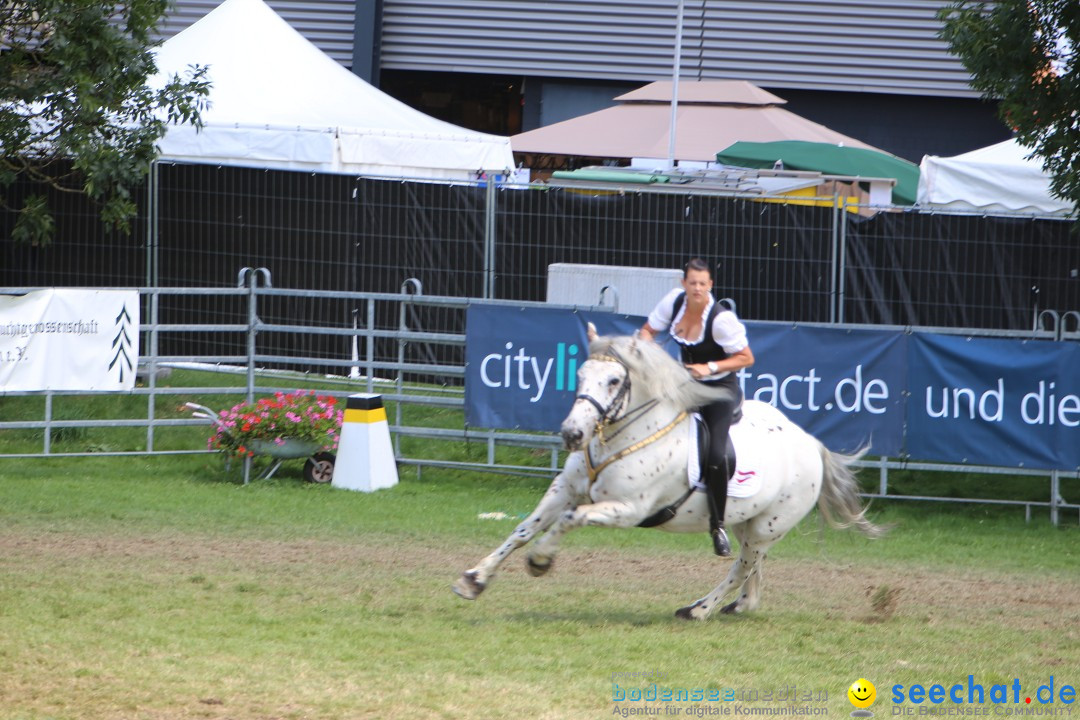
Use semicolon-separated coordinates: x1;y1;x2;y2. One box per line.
700;388;740;470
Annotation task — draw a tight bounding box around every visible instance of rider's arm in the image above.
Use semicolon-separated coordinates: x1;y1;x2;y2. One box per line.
639;322;661;342
641;289;680;342
686;312;755;378
686;346;753;379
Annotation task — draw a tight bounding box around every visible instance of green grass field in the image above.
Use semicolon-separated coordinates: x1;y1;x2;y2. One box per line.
1;449;1078;720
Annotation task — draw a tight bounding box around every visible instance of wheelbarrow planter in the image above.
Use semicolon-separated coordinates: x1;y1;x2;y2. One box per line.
185;401;338;483
244;438;336;483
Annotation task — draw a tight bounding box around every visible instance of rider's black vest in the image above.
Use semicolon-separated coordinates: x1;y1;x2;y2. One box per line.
671;292;739;393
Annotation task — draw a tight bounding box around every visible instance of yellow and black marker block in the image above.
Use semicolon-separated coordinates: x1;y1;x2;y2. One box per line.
332;394;399;492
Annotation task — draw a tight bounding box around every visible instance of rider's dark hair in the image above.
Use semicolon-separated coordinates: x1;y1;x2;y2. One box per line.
683;258;712;278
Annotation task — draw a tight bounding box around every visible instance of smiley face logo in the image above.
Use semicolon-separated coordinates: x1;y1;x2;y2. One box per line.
848;678;876;715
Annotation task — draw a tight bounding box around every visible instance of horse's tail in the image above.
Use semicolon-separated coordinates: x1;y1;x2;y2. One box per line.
816;443;888;539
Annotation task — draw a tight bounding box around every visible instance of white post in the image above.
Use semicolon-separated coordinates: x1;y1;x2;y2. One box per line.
667;0;685;171
332;393;399;492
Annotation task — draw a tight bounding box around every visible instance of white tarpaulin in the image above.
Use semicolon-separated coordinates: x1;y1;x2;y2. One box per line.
152;0;514;179
917;138;1075;216
0;290;140;391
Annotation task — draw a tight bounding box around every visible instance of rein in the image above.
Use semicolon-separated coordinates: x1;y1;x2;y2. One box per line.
584;410;688;486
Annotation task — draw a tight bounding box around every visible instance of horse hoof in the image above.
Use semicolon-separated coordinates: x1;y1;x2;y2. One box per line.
720;600;740;615
674;602;708;621
526;555;553;577
451;571;485;600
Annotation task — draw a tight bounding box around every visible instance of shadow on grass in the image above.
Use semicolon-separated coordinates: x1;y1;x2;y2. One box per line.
500;606;773;628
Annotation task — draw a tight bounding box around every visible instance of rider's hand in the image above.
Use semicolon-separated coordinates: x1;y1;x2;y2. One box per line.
686;363;708;379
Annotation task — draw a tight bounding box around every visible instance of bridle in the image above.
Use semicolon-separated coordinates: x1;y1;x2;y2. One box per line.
573;353;633;429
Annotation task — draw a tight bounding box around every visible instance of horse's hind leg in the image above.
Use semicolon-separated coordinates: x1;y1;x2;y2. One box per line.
721;556;763;614
718;524;764;614
452;456;586;600
675;538;773;621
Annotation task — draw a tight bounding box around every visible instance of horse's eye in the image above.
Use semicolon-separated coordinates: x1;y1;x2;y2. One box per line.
608;376;620;387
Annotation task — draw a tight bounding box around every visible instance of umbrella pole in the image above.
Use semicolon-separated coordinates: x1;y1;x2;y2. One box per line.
667;0;684;171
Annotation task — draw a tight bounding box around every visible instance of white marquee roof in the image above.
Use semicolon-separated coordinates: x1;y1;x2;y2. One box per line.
153;0;514;179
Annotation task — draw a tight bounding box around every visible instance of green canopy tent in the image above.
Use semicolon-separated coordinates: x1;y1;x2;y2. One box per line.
716;140;920;205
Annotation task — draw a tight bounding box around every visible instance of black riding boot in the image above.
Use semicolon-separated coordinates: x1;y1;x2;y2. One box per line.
705;463;732;557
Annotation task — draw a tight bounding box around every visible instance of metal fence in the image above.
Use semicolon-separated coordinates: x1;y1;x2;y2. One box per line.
4;163;1079;331
0;274;617;481
2;165;1079;521
1;271;1078;523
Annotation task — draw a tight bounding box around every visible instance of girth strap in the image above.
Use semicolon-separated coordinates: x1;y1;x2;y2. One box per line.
637;485;696;528
584;410;688;486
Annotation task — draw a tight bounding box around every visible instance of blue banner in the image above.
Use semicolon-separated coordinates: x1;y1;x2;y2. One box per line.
463;305;644;431
464;305;1080;469
739;323;906;455
906;334;1080;470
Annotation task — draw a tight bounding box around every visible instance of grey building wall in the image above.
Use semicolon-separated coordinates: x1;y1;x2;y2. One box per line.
162;1;976;100
159;0;357;65
379;0;978;98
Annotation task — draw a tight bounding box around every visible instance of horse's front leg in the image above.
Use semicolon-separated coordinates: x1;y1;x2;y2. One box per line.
452;455;587;601
525;498;647;576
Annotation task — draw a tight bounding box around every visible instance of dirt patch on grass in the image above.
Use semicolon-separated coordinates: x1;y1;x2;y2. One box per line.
4;526;1079;720
4;528;1077;625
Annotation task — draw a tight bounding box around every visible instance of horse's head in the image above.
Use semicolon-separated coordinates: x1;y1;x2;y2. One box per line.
560;323;736;451
559;340;631;451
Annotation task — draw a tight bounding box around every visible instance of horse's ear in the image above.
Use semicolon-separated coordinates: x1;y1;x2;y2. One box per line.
587;322;598;342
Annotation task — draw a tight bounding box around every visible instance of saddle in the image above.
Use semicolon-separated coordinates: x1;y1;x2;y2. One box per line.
693;403;742;483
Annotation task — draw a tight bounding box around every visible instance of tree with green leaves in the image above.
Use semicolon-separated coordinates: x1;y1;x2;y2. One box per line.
938;1;1079;214
1;0;209;244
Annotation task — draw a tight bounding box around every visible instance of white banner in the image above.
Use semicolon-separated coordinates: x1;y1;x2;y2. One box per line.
0;289;140;391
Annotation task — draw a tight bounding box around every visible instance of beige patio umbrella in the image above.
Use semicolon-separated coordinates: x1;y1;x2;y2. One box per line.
511;80;879;163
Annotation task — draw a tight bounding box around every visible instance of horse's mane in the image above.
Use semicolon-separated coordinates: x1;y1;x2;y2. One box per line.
588;334;734;411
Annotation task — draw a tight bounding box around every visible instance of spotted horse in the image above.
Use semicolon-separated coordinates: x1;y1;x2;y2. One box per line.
453;324;885;620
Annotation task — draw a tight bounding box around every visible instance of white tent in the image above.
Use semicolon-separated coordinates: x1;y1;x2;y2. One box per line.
152;0;513;179
917;138;1074;216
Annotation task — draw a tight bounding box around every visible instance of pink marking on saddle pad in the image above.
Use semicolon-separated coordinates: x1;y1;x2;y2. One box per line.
734;470;757;483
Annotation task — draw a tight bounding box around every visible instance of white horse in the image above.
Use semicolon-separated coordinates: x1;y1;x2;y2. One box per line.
453;326;884;620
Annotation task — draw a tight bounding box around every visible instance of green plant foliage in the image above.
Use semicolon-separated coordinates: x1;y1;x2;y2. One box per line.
939;1;1080;214
0;0;210;245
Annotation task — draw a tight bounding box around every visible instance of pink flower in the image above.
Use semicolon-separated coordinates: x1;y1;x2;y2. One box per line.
207;390;344;458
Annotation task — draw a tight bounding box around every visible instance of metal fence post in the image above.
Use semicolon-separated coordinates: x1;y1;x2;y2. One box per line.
146;161;159;289
483;180;496;299
366;299;376;395
829;195;840;324
239;267;271;485
1051;470;1061;526
397;279;424;458
43;392;53;455
145;285;159;452
144;162;161;453
879;455;889;496
837;203;849;325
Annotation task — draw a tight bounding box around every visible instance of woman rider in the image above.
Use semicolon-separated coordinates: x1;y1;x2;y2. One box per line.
639;258;754;556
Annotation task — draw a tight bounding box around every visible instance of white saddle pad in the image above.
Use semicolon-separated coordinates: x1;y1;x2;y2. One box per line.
687;412;762;499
